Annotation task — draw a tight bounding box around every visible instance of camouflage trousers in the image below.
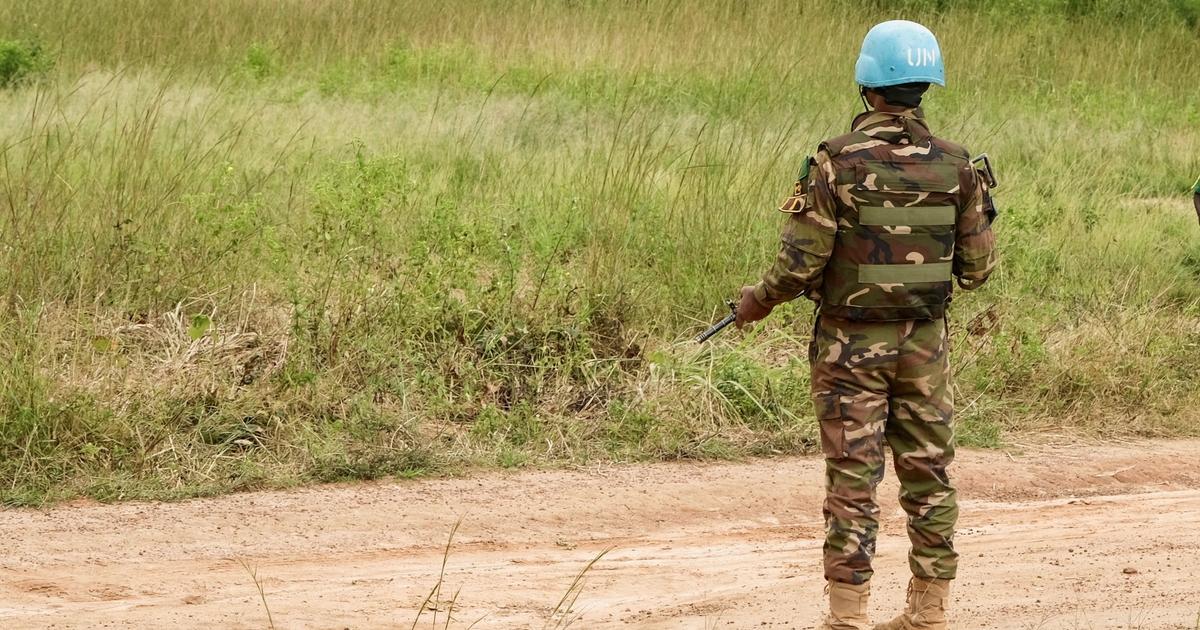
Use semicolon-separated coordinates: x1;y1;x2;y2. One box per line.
809;315;958;585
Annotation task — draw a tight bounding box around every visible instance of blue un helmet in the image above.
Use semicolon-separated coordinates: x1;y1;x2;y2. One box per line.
855;20;945;88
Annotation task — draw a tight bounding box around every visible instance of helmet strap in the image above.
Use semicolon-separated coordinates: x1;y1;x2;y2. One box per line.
859;87;872;114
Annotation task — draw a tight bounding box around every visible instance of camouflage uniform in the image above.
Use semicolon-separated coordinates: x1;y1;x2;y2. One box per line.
753;109;998;585
1193;175;1199;224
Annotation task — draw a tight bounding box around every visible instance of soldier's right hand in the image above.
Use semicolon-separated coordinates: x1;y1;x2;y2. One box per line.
735;285;773;330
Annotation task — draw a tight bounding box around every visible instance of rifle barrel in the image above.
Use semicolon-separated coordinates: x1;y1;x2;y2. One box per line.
695;312;737;343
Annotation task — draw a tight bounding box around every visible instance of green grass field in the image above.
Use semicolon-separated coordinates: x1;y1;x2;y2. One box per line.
0;0;1198;504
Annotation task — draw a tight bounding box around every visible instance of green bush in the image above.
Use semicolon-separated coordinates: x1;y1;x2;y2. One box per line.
242;43;276;80
0;38;49;88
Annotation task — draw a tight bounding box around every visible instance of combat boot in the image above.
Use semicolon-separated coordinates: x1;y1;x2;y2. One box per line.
818;580;872;630
874;577;950;630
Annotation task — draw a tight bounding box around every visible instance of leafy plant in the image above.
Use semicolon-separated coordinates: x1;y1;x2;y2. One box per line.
0;38;50;87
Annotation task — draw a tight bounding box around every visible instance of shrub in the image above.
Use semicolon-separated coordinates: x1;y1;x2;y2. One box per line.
0;38;49;88
243;43;276;80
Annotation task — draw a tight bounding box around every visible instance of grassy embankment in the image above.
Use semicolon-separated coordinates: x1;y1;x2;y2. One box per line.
0;0;1198;504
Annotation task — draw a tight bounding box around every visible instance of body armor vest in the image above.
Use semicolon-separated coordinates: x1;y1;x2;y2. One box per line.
817;114;971;322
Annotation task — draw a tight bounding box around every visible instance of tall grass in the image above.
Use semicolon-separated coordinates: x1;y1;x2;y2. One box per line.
0;0;1197;503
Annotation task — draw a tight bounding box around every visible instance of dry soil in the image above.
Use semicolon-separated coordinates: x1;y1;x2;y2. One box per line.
2;440;1199;629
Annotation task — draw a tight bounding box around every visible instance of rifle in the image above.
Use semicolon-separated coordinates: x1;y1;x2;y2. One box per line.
695;300;737;343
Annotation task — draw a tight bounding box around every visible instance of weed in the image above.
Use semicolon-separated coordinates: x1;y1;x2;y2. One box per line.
238;560;277;630
545;548;611;630
411;519;463;630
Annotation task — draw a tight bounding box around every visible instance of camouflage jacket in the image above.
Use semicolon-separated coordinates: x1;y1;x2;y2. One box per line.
753;108;998;321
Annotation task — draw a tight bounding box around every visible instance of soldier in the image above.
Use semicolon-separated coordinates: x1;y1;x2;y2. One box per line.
734;20;998;630
1193;175;1199;223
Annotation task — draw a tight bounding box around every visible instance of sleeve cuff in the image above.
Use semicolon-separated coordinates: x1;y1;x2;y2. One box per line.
753;282;795;307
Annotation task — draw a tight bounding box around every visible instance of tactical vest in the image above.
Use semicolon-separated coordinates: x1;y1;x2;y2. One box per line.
817;114;971;322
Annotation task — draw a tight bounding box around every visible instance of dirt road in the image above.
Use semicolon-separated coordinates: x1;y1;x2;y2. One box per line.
2;441;1199;629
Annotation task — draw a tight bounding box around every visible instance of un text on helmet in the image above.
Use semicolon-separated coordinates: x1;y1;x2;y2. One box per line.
906;48;938;67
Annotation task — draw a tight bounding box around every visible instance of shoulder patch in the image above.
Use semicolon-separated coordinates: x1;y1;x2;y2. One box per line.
797;157;813;182
779;182;807;213
779;158;815;214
